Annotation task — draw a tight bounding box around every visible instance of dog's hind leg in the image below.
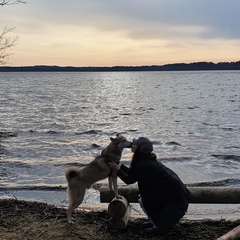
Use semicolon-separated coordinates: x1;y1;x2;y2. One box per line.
66;185;86;223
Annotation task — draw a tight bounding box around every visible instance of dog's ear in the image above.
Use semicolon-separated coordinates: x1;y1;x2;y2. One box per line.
110;137;117;143
116;133;121;137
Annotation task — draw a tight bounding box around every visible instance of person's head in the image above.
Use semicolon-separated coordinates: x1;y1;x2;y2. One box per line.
132;137;153;154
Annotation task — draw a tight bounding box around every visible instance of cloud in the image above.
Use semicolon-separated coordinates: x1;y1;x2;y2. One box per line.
2;0;240;40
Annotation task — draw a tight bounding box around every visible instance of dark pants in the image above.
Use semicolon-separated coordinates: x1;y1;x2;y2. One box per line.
139;197;188;232
149;202;188;232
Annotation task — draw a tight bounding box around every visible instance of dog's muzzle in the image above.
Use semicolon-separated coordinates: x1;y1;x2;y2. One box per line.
126;142;133;148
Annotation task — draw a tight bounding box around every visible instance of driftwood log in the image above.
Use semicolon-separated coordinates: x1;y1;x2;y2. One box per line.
100;186;240;203
217;225;240;240
108;195;130;218
107;195;131;230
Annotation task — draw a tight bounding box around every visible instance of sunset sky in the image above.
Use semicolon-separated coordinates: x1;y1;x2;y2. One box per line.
1;0;240;67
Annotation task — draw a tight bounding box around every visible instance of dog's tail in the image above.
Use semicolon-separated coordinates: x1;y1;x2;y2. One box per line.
65;167;80;182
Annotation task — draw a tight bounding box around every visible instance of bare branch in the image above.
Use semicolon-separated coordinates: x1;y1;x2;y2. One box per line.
0;1;26;7
0;26;18;65
0;0;25;64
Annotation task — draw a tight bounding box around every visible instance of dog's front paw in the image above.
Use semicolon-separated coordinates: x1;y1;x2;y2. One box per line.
67;220;74;225
67;213;74;225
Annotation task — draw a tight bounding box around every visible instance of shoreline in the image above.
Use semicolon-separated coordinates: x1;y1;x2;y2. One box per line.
1;188;240;221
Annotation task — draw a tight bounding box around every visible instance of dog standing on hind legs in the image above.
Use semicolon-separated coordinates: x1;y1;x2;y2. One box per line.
65;134;132;223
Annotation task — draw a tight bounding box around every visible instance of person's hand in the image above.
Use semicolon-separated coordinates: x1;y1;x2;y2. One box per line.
108;161;120;172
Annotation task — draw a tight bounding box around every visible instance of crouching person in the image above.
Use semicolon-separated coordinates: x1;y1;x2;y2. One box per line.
108;137;190;234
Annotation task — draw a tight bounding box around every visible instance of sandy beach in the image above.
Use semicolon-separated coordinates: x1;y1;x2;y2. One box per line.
0;199;239;240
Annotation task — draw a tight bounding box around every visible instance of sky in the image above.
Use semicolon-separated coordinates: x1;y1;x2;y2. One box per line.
1;0;240;67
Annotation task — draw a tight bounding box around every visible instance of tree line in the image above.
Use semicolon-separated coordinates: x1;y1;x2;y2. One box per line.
0;61;240;72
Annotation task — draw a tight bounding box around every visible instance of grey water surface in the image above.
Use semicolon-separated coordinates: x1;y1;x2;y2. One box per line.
1;71;239;218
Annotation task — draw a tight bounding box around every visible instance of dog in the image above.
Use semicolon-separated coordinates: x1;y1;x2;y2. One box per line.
65;133;132;223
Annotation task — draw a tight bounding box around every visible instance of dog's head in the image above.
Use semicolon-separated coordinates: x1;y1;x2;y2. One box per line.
110;133;133;150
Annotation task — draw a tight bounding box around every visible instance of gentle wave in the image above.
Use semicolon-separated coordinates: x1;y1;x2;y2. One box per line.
212;154;240;161
0;185;67;191
187;178;240;187
0;179;240;192
0;177;239;193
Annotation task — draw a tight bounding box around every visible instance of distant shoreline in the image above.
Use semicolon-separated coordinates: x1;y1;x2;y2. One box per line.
1;60;240;72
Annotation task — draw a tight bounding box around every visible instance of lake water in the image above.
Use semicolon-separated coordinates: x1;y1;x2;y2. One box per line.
0;71;239;219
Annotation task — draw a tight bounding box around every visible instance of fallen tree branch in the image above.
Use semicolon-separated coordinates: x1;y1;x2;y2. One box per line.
100;186;240;203
217;225;240;240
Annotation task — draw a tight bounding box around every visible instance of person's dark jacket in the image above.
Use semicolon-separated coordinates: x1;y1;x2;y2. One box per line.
117;152;190;228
